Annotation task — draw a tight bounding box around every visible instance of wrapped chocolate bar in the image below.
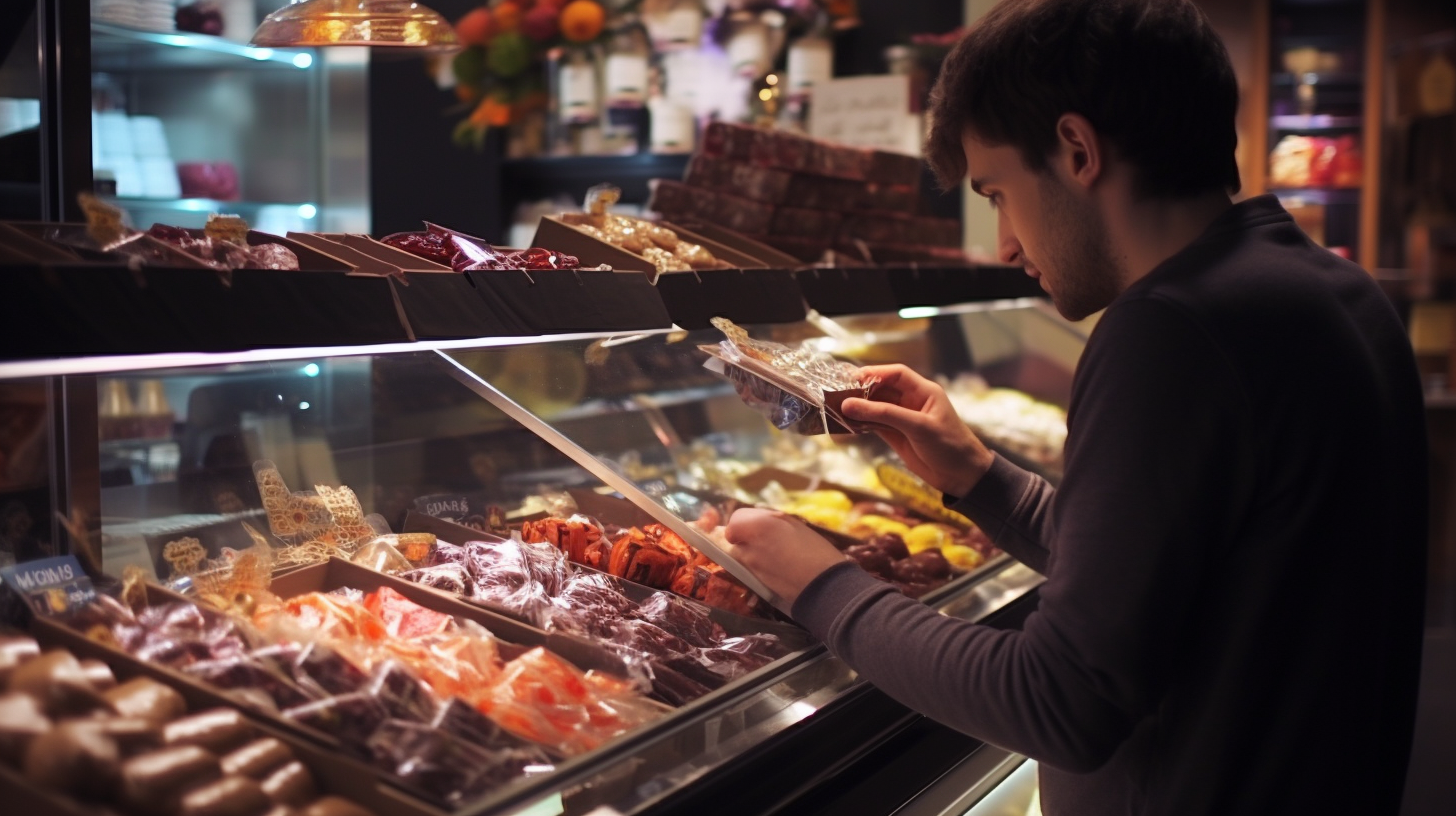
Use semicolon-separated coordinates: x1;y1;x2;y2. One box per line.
700;317;877;435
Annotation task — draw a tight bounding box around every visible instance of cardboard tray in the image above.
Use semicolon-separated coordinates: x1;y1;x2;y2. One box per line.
465;266;674;334
287;231;404;276
169;227;356;273
28;616;447;816
398;510;809;647
0;263;409;357
658;219;805;268
651;267;807;329
793;266;899;315
531;216;767;276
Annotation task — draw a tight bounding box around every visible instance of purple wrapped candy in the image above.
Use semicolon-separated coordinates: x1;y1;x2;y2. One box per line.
184;656;316;710
644;659;715;706
432;698;517;750
462;540;533;592
368;661;436;724
283;691;389;747
697;634;783;682
366;719;553;806
606;619;696;660
425;541;470;568
545;573;635;637
288;641;369;697
633;592;726;649
400;563;471;596
518;540;570;597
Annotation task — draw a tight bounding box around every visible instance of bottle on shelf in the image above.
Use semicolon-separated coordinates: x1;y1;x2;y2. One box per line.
603;19;652;154
551;45;604;156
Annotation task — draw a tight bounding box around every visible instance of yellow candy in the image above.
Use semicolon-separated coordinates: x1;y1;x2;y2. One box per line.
789;505;849;530
796;490;854;512
904;524;952;554
848;515;912;538
941;544;985;571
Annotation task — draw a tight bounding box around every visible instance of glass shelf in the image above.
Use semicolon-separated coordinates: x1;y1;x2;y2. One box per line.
91;22;316;72
106;197;321;233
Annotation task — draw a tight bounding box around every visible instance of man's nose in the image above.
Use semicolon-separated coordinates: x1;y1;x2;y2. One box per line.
996;209;1023;266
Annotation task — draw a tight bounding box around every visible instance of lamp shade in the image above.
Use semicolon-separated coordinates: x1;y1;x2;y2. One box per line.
251;0;458;50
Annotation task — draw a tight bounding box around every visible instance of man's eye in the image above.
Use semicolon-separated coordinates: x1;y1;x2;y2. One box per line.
987;195;999;211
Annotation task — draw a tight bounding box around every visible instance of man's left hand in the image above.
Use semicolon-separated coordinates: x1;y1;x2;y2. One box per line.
724;507;849;611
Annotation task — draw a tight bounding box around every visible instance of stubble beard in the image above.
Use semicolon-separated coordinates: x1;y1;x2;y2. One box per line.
1037;174;1123;322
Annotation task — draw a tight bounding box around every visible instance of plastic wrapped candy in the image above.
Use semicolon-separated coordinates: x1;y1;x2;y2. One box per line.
269;593;389;643
282;691;390;745
400;563;471;596
383;222;585;272
520;517;609;571
696;634;784;682
289;640;371;697
633;592;725;650
367;660;438;723
607;525;693;589
545;573;636;638
700;317;877;435
603;618;696;661
184;656;317;710
350;538;415;575
364;587;453;640
480;647;664;756
365;719;553;806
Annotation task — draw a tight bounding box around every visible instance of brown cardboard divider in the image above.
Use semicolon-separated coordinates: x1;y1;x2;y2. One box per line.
466;267;673;333
652;267;807;329
28;615;447;816
792;266;898;315
288;231;403;276
529;216;652;273
659;219;805;268
388;272;533;339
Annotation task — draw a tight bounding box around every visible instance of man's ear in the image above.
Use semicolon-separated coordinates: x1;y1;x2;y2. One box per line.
1054;113;1104;189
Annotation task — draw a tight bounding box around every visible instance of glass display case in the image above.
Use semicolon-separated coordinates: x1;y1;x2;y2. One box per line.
0;299;1082;816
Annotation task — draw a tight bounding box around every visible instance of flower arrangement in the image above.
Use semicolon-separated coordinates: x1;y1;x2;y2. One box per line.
451;0;611;146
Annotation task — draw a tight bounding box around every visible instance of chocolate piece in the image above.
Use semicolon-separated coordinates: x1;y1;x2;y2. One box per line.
180;775;273;816
7;650;108;717
261;807;296;816
163;708;256;754
24;720;122;800
0;691;51;764
260;760;316;807
0;636;40;686
221;737;294;779
89;716;164;756
300;797;375;816
892;549;952;584
845;543;893;578
868;533;911;561
80;659;118;691
118;745;222;815
104;677;188;725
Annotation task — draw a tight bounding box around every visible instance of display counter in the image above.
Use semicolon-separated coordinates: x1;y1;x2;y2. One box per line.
0;298;1081;816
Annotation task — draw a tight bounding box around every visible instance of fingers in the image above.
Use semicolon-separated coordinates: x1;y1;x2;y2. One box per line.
841;396;933;434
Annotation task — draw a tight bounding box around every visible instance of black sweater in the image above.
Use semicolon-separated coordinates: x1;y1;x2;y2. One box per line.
793;196;1428;816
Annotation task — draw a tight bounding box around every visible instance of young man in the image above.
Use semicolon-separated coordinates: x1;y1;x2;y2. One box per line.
723;1;1428;814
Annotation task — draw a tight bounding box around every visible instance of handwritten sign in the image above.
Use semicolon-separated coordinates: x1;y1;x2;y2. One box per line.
809;75;922;156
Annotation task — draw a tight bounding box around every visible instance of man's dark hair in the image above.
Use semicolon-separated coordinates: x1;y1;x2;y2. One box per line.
926;0;1241;198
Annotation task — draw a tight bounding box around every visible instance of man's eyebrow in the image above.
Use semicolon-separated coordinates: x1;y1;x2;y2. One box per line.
968;177;988;196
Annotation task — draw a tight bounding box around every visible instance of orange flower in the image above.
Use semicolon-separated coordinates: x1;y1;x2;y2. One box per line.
470;96;513;127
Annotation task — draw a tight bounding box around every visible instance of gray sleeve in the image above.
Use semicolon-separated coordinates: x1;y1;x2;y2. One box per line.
948;454;1055;575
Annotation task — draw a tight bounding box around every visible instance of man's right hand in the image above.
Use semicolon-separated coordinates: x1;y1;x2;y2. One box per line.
842;364;995;499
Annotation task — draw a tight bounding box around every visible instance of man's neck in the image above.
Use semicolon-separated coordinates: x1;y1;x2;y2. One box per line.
1112;190;1233;290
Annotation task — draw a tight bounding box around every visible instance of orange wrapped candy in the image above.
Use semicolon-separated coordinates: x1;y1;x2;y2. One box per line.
365;586;454;639
481;647;662;755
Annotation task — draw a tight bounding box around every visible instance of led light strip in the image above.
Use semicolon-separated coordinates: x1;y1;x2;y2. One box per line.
0;329;677;380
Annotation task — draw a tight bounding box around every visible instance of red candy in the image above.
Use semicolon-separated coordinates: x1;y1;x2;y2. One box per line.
380;224;581;271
